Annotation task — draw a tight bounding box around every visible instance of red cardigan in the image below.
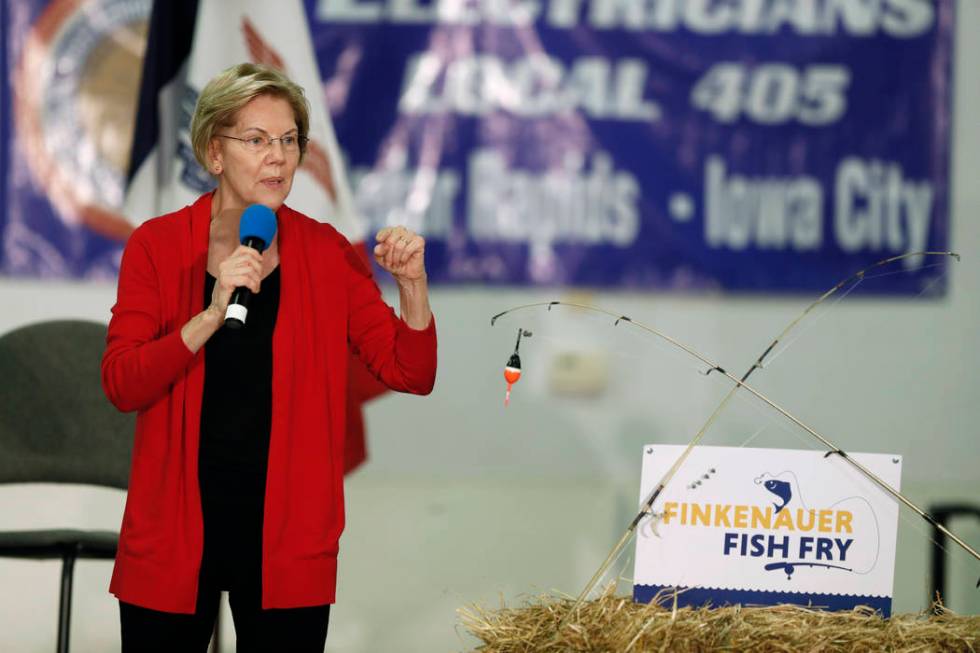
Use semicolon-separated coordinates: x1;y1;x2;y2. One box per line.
102;193;437;613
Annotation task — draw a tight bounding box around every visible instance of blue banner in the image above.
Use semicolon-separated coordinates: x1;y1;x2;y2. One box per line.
1;0;954;292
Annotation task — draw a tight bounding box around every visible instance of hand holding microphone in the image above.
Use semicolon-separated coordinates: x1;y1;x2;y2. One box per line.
209;204;278;329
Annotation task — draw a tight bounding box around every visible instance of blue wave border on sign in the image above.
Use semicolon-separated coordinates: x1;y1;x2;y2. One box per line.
633;584;892;617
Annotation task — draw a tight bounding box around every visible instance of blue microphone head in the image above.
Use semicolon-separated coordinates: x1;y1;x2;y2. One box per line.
239;204;277;250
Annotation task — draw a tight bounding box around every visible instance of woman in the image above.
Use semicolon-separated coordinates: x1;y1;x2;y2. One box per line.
102;63;437;651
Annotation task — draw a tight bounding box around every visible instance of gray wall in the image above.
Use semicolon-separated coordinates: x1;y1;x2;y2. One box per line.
1;4;978;651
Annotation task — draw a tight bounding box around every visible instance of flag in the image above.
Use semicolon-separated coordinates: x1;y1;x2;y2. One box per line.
126;0;386;473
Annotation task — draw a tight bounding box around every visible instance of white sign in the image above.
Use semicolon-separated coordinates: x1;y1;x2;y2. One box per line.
633;445;901;615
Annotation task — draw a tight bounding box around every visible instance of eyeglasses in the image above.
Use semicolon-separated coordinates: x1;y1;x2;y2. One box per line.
216;133;307;154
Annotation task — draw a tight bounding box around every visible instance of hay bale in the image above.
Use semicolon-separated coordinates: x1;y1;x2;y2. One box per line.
459;589;980;652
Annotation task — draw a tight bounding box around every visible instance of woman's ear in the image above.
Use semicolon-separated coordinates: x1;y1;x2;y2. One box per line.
207;138;223;175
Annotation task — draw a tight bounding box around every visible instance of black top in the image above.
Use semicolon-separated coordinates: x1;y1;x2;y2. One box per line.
199;267;280;475
198;268;280;587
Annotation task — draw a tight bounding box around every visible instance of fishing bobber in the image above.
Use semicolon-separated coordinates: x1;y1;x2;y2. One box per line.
502;328;531;407
503;352;522;407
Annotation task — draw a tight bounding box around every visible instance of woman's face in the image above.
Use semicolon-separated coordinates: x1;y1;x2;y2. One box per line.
210;94;300;212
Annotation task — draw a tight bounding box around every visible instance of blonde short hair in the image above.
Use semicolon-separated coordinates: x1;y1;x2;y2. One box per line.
190;63;310;169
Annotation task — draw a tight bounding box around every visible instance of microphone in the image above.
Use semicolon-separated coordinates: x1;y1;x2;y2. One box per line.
224;204;277;329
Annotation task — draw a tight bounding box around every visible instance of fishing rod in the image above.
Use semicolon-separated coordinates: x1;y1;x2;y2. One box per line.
490;252;974;622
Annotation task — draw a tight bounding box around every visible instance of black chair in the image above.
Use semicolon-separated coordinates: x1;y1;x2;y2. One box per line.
929;503;980;607
0;320;133;653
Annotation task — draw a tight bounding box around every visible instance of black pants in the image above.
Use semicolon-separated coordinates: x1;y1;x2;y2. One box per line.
119;462;330;652
119;584;330;653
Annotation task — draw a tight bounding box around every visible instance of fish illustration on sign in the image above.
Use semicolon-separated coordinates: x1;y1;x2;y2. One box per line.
754;471;882;579
764;479;793;514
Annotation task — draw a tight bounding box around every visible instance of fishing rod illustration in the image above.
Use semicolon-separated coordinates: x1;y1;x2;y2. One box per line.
765;561;853;579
